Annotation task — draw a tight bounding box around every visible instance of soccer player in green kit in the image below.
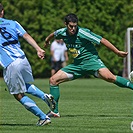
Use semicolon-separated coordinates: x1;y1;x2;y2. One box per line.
44;13;132;117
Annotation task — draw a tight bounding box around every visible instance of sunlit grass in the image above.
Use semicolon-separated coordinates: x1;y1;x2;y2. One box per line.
0;78;132;133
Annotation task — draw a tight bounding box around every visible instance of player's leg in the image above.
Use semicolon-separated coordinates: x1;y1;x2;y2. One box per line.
47;63;82;117
62;61;67;67
26;83;55;111
98;68;133;89
13;93;51;125
51;61;56;76
49;70;71;115
3;57;51;125
21;57;55;110
55;61;62;73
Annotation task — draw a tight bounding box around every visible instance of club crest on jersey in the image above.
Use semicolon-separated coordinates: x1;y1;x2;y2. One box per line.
69;48;80;58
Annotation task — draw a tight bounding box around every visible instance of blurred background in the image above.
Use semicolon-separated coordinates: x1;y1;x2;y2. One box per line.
0;0;133;78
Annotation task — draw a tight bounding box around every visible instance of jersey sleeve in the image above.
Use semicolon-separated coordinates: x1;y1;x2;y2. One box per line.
54;28;66;39
79;28;102;45
15;21;27;37
90;31;102;45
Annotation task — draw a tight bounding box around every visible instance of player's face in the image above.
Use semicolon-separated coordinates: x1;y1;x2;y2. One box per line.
67;22;77;35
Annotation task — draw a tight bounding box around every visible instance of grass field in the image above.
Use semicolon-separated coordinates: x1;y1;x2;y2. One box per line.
0;78;133;133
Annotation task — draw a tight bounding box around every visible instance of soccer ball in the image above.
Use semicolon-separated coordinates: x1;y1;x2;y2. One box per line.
131;121;133;130
129;71;133;82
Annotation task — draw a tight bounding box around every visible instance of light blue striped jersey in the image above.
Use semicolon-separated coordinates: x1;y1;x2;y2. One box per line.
0;18;26;68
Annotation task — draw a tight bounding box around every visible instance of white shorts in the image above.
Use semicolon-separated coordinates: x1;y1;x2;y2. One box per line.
3;56;34;94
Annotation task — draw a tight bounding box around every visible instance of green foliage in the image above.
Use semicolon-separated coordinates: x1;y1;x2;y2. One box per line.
1;0;133;77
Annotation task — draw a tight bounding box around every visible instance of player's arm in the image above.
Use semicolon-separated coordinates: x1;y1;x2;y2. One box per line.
44;32;54;48
64;51;69;61
51;50;56;61
100;38;128;57
23;33;45;59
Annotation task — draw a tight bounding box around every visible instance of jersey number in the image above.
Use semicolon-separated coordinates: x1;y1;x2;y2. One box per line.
0;27;18;46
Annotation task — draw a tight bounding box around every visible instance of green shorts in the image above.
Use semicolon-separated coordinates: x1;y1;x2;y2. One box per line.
61;58;106;79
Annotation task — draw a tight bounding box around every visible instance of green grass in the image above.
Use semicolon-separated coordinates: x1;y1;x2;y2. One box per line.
0;78;133;133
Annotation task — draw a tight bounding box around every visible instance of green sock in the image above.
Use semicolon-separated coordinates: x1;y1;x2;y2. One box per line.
50;85;60;113
114;76;133;90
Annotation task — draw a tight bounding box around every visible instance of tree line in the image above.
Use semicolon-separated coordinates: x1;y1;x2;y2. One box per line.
0;0;133;78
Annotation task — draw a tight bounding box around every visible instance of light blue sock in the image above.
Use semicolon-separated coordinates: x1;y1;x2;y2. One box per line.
26;83;46;101
20;96;46;120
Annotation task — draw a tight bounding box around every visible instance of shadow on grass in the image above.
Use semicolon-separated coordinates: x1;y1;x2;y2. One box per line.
62;114;132;118
0;123;34;126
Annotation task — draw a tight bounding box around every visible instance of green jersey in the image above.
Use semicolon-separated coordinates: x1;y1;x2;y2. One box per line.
54;26;102;63
54;27;105;79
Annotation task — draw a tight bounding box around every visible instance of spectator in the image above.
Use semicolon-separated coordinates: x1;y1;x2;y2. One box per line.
50;39;68;76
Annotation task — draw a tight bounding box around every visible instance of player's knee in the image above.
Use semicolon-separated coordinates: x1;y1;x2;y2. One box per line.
49;77;58;86
13;93;25;101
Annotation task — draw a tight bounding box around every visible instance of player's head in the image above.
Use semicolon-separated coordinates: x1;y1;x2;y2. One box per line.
64;13;78;35
64;13;78;25
0;3;4;18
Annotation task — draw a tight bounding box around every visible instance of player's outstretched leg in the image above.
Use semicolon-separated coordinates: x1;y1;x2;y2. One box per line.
114;76;133;89
26;83;55;111
19;95;51;126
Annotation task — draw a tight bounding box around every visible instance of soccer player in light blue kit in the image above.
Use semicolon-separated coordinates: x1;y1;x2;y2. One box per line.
44;13;133;117
0;3;55;126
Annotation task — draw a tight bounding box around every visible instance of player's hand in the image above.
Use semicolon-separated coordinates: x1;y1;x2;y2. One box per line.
117;51;128;57
37;48;45;59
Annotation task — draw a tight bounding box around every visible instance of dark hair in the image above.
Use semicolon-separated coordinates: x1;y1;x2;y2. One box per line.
0;3;4;12
64;13;78;25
